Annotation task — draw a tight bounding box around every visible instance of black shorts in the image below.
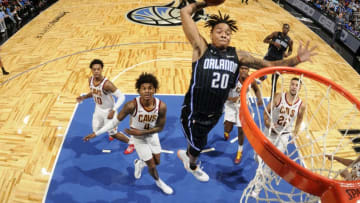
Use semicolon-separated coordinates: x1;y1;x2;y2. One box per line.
180;105;221;156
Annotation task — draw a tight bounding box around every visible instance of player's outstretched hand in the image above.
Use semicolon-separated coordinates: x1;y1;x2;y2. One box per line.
83;133;96;142
297;41;317;63
325;154;333;160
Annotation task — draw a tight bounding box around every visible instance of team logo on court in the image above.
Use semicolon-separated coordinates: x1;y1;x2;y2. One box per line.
126;0;204;26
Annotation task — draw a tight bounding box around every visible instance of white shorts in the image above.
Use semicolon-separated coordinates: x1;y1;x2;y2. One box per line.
224;102;241;127
133;133;161;161
264;127;291;154
92;107;117;136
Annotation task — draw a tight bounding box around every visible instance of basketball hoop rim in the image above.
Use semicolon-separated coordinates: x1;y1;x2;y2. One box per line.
240;67;360;200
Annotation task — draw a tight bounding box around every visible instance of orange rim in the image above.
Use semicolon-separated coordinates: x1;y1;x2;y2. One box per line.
240;67;360;202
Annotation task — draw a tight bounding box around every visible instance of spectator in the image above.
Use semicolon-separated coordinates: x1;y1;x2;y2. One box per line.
332;12;345;46
0;6;6;33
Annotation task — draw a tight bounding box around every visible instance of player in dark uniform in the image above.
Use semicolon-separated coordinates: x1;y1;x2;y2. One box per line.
177;1;316;182
262;24;293;97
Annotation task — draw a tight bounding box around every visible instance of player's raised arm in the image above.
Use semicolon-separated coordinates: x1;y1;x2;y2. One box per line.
325;155;355;166
180;1;208;60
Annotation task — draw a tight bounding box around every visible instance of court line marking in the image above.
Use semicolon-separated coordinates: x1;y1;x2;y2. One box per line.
161;149;174;154
201;147;215;153
42;102;80;203
0;41;265;87
0;41;190;86
39;42;267;202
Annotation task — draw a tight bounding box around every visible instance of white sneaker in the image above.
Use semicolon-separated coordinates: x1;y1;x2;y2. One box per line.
155;179;173;195
134;159;145;179
189;164;209;182
177;149;209;182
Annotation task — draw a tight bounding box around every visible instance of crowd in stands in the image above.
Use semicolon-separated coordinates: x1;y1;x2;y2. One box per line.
0;0;57;44
304;0;360;39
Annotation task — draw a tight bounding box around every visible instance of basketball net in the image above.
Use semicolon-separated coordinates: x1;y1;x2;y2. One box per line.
239;67;360;203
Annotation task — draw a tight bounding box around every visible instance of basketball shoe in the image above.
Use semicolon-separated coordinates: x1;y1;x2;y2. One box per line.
177;149;209;182
155;179;173;195
134;159;145;179
124;144;135;154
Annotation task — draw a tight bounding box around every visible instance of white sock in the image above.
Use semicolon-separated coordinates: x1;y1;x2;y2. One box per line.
238;145;243;152
155;178;162;185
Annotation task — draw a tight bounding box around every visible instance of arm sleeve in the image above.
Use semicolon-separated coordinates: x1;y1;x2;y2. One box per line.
94;117;120;136
112;89;125;111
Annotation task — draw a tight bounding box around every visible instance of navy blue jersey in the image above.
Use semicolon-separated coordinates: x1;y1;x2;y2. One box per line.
265;32;291;61
183;44;240;116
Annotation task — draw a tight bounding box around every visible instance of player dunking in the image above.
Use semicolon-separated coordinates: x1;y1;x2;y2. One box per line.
223;65;262;164
77;59;134;154
83;73;173;195
177;1;316;182
250;77;306;197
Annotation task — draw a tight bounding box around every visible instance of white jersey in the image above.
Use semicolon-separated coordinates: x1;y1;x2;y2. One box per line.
89;77;114;110
224;80;249;108
271;92;302;134
130;96;161;131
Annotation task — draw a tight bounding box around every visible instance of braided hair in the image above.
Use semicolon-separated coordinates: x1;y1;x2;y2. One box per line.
204;11;238;32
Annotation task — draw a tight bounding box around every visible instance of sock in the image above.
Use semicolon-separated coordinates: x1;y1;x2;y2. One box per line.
238;145;243;152
155;178;161;184
190;163;197;170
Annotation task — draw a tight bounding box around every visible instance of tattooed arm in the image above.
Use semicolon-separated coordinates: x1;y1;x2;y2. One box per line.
237;41;317;69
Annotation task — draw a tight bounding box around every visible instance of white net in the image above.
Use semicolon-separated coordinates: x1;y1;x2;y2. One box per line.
240;69;360;203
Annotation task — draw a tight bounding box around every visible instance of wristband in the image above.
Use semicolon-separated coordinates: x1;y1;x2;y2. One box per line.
296;55;301;63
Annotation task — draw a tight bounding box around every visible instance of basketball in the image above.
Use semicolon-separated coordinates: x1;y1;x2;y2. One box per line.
205;0;225;6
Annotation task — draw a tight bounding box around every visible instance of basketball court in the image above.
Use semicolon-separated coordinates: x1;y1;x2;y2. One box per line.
44;95;306;202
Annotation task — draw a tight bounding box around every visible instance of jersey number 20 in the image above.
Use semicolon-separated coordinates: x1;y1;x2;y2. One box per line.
211;72;229;89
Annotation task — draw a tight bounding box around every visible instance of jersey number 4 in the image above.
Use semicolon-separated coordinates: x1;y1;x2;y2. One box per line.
211;72;229;89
